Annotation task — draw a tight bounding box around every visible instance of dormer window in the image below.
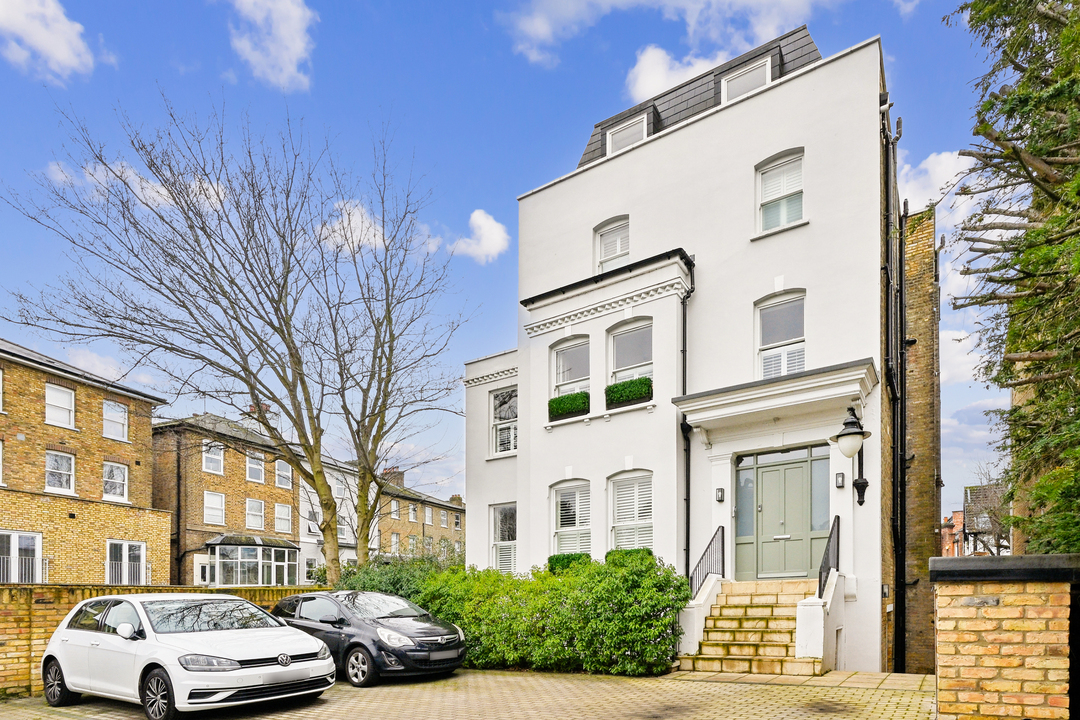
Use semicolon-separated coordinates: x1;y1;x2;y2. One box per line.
722;57;770;103
607;115;646;156
598;221;630;273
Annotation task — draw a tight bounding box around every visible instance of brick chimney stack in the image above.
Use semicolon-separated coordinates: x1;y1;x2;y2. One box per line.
384;467;405;487
449;494;463;506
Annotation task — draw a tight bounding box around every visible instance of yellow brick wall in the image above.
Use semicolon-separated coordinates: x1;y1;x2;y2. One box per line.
0;584;326;699
936;581;1070;719
152;427;300;585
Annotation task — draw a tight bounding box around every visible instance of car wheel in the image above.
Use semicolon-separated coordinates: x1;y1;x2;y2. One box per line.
43;660;78;707
141;669;178;720
344;646;379;687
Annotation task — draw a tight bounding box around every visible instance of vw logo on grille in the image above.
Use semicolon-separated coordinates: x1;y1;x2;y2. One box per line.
277;654;292;667
441;635;454;644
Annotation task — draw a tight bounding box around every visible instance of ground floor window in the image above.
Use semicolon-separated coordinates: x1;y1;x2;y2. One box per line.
106;540;146;585
0;530;43;583
612;475;653;550
492;503;517;573
554;485;590;554
208;545;298;586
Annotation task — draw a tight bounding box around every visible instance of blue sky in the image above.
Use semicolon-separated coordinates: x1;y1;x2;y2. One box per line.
0;0;1002;512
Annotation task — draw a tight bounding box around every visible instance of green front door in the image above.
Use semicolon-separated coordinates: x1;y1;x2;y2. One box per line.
756;463;810;577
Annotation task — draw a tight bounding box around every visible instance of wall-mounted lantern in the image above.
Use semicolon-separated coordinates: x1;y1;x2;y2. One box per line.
830;407;872;505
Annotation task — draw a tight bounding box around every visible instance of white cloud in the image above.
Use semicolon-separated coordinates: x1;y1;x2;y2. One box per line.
418;222;444;254
449;210;511;265
225;0;317;92
940;329;981;386
67;348;155;386
97;33;117;68
503;0;843;67
891;0;919;16
324;200;384;250
0;0;93;83
897;150;976;232
626;44;728;102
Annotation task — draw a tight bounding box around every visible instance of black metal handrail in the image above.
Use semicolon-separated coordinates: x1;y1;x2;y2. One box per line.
689;526;725;598
818;516;840;598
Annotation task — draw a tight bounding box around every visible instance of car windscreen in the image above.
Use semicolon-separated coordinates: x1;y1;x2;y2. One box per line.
336;592;428;619
141;599;282;634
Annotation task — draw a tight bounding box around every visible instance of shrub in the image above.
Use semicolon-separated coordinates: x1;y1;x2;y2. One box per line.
416;552;689;676
605;377;652;408
604;547;654;564
548;391;589;421
547;552;591;573
337;554;460;601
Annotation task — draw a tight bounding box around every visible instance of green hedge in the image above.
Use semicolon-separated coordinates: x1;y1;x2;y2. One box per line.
548;391;589;421
547;552;591;573
416;551;689;676
605;547;654;564
605;377;652;408
337;554;460;599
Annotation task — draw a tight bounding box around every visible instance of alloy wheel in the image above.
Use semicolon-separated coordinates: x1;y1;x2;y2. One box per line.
44;664;63;704
348;650;368;684
144;676;170;720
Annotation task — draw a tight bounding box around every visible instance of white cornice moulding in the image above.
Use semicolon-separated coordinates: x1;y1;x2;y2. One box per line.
463;367;519;388
524;277;689;337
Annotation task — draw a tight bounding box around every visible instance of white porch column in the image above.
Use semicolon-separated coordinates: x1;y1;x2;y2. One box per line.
707;450;734;578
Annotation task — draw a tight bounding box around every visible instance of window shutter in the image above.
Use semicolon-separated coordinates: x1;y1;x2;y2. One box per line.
599;224;629;261
762;166;785;202
637;479;652;521
786;346;805;374
496;542;516;572
762;352;782;379
614;482;636;524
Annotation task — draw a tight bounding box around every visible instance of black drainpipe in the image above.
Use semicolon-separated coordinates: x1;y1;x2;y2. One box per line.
175;431;183;585
882;101;907;673
680;259;696;578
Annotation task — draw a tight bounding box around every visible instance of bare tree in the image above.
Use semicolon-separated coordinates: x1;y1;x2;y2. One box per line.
964;465;1011;556
6;103;462;584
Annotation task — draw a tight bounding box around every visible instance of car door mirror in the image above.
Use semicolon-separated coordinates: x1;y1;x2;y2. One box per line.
319;614;343;625
115;622;136;639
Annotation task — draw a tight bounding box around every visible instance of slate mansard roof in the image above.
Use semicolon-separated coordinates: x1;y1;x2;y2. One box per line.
576;26;821;168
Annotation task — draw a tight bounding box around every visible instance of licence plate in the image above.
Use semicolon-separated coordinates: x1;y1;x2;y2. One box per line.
263;667;309;684
430;649;458;661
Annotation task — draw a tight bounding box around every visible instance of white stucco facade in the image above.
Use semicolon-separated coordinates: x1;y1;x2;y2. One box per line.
464;34;895;672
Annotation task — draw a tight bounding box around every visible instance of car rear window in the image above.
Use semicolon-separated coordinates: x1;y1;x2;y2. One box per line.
141;599;282;634
336;592;428;619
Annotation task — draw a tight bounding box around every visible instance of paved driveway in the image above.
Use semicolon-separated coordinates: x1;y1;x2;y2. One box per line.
0;670;934;720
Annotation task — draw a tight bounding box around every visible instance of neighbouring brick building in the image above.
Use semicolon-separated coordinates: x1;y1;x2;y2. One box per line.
152;413;301;587
373;468;465;559
0;338;171;586
942;511;965;557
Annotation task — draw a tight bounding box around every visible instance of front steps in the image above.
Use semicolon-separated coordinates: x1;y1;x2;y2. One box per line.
678;578;823;676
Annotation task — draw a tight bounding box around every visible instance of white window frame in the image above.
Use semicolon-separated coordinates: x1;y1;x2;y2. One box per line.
390;499;400;519
454;513;461;530
757;294;806;380
610;320;653;383
102;400;128;441
596;219;630;273
492;503;517;573
758;154;804;234
106;539;146;585
333;475;346;499
553;339;590;397
409;504;417;522
0;439;5;487
306;507;322;535
246;451;265;483
44;450;76;496
44;384;75;429
491;387;518;456
202;440;224;475
275;503;292;533
391;532;400;554
553;482;591;555
425;506;433;525
203;491;225;526
606;114;647;157
338;517;348;540
0;530;43;583
275;460;292;488
102;461;129;502
440;510;448;528
611;474;654;551
0;367;4;413
246;498;265;530
721;56;771;103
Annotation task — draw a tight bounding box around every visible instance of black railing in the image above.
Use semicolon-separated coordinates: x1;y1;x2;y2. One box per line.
818;516;840;598
689;526;725;598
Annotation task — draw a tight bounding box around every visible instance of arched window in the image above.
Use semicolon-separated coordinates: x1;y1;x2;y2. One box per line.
553;481;591;554
596;217;630;273
757;151;804;233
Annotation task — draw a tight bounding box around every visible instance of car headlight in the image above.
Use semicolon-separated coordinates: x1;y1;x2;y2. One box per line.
377;627;414;648
317;642;331;660
453;623;465;642
178;654;241;672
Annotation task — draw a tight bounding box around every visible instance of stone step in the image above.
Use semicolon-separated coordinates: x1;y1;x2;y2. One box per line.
704;629;794;643
711;604;798;618
706;616;797;631
678;655;823;676
699;641;794;658
713;578;818;599
709;592;817;607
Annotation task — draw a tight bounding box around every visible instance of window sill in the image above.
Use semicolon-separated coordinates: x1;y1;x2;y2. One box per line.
104;436;132;444
103;496;131;505
44;487;77;497
544;401;657;432
750;218;810;242
487;451;518;461
44;422;79;432
202;469;225;476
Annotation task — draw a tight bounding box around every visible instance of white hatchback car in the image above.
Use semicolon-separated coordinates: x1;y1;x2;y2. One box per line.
42;594;336;720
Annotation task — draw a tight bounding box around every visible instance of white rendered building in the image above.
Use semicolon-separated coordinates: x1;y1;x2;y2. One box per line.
464;28;939;673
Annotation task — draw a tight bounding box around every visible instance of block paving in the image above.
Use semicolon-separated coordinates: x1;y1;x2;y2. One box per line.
0;670;935;720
